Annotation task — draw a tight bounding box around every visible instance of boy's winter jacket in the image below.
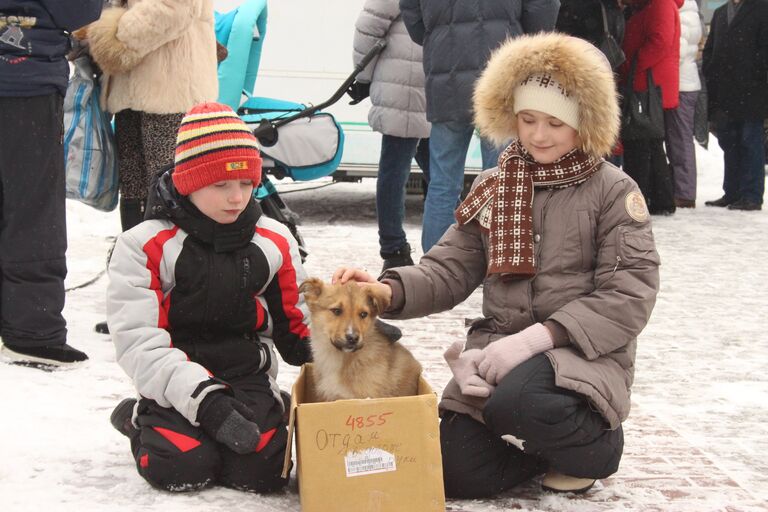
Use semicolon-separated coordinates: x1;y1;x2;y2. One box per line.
703;0;768;121
0;0;102;96
620;0;682;109
399;0;559;124
107;171;311;426
383;162;660;430
678;0;702;92
86;0;218;114
353;0;430;139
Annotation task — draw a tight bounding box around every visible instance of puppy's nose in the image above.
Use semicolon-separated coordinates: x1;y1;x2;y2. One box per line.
345;333;359;344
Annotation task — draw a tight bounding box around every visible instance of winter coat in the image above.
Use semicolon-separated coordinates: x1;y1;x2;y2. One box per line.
106;171;311;426
703;0;768;121
555;0;625;51
353;0;430;139
620;0;682;109
399;0;559;124
86;0;218;115
678;0;702;92
383;163;660;429
0;0;102;97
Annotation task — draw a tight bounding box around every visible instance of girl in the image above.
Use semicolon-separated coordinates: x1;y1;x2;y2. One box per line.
335;33;660;498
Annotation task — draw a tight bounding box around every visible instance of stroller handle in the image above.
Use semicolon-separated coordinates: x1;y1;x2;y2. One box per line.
252;40;387;145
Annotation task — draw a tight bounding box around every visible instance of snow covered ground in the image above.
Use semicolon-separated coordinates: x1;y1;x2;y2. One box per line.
1;139;767;512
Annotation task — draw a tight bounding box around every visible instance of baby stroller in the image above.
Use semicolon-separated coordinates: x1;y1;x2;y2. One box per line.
215;0;384;260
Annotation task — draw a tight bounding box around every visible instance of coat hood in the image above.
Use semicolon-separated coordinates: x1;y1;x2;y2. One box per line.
473;32;620;157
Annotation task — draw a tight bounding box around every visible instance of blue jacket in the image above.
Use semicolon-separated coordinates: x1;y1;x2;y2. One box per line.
0;0;102;97
399;0;559;124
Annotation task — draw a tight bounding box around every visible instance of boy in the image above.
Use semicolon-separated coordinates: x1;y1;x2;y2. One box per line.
335;33;660;497
107;102;311;493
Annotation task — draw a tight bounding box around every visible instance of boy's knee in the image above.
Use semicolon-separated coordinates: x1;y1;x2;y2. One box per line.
218;425;290;493
136;440;221;492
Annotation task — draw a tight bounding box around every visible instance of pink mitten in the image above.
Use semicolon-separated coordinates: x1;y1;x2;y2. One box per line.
478;323;554;385
443;341;495;398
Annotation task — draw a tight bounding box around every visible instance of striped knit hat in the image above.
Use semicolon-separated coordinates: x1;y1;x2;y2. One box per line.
173;102;262;195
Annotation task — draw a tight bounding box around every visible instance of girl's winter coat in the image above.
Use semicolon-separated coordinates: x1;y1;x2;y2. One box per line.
86;0;218;114
621;0;682;109
352;0;430;139
106;172;311;425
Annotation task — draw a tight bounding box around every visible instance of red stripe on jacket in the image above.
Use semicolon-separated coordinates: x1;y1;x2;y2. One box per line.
255;226;309;338
142;226;179;330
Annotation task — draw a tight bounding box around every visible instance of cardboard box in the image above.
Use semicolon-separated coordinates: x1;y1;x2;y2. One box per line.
283;364;445;512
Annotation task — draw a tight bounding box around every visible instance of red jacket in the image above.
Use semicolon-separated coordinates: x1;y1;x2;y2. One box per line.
620;0;682;109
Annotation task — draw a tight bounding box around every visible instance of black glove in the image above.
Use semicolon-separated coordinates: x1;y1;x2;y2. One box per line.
197;392;261;454
346;81;370;105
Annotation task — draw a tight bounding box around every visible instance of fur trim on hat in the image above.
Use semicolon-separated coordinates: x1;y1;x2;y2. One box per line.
87;8;144;75
474;33;620;157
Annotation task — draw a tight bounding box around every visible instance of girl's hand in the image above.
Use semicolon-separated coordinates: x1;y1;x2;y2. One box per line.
332;267;392;305
332;267;377;285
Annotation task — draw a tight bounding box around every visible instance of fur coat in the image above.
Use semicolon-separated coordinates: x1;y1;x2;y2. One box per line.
86;0;218;114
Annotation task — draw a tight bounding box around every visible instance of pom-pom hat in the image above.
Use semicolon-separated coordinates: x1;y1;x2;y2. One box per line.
173;102;262;195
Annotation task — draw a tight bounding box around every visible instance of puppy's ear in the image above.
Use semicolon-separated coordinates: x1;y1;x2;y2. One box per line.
299;278;324;303
365;285;391;316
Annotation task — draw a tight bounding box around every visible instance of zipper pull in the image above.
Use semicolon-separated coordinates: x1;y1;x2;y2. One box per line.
612;255;621;274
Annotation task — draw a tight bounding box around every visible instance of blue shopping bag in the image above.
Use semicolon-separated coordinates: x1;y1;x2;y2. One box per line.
63;56;118;212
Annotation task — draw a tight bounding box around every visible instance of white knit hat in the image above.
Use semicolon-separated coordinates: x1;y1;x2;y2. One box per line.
513;73;579;130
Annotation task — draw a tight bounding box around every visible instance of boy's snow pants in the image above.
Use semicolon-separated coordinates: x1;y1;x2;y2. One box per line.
126;387;288;493
440;354;624;499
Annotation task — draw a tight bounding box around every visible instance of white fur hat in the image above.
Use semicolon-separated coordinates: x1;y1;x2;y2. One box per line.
513;73;580;130
474;33;620;157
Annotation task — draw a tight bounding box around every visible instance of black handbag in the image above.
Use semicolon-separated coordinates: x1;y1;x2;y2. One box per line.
598;2;625;70
621;57;665;140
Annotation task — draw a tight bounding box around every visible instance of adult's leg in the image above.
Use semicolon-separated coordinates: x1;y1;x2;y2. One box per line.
621;138;652;203
715;118;741;202
130;399;221;491
139;112;184;193
483;354;624;480
665;91;699;202
0;95;68;348
480;136;502;170
648;138;675;214
440;411;543;499
115;110;147;231
415;138;430;197
736;119;766;205
376;135;419;255
422;122;473;252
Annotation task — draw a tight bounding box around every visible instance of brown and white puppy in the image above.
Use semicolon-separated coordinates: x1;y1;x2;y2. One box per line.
299;278;422;401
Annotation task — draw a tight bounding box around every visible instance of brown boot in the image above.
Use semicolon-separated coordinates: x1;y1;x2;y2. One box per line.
541;471;596;494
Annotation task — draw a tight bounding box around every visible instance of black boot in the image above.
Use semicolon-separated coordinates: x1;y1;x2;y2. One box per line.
1;342;88;369
110;398;139;438
381;243;414;272
119;197;147;232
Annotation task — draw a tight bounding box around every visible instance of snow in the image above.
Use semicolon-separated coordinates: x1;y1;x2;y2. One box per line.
1;138;767;512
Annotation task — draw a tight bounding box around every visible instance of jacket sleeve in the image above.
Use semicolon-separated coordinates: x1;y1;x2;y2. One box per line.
399;0;425;45
634;0;678;75
353;0;399;82
260;225;312;366
549;179;660;360
107;229;225;425
381;221;487;319
41;0;102;31
521;0;560;34
87;0;202;74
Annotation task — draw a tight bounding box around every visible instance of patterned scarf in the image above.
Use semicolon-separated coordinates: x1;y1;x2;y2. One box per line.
455;140;602;277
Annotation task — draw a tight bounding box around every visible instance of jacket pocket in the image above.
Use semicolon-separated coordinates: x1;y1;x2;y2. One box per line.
561;210;595;273
618;226;661;266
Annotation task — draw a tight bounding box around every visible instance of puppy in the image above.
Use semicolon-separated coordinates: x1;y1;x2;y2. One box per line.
300;278;422;401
